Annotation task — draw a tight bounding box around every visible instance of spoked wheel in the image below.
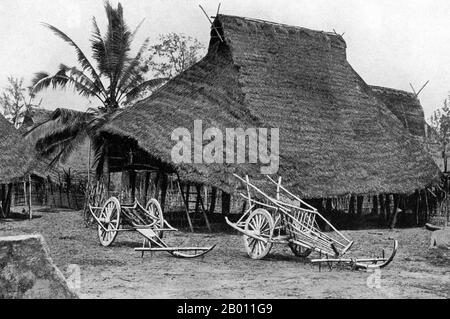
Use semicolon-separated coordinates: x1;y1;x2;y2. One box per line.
98;197;121;247
289;243;312;258
243;209;274;259
145;198;164;239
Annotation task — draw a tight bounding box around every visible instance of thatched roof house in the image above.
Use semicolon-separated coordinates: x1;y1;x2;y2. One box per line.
370;86;425;138
101;14;440;199
0;114;33;184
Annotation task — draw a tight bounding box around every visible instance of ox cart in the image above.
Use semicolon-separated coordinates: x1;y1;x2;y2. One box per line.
88;197;215;258
226;175;398;270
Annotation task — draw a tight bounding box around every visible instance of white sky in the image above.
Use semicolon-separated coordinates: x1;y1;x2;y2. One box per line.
1;0;450;119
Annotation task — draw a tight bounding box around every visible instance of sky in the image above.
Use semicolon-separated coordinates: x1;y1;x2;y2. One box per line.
1;0;450;119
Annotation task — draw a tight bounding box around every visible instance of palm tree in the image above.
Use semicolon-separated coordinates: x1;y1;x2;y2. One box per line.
28;1;165;175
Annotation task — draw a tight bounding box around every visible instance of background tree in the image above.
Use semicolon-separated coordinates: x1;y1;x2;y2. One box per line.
129;33;205;103
429;98;450;172
0;76;41;128
28;1;165;174
146;33;205;79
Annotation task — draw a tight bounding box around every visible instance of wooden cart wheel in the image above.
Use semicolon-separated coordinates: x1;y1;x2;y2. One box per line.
145;198;164;239
243;208;274;259
98;197;121;247
289;243;312;258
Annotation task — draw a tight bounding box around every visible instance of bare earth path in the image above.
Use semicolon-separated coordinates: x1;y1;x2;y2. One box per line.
0;209;449;298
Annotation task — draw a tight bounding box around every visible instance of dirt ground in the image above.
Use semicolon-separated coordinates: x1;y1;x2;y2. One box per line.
0;207;449;299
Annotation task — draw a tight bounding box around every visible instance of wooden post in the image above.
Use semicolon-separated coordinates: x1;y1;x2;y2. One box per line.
58;173;63;207
129;170;136;202
356;196;364;215
66;169;71;209
4;184;13;218
372;195;379;215
28;175;32;220
160;173;168;213
424;189;429;223
325;198;333;231
197;185;212;232
389;194;399;229
177;179;194;232
209;187;217;214
0;184;5;218
348;195;355;215
415;190;420;226
154;172;161;201
379;194;385;222
23;181;27;208
385;194;391;224
143;172;150;204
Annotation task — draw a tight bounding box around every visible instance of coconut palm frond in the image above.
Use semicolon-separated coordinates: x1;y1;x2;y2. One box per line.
104;2;133;96
36;125;80;158
91;17;112;79
31;70;103;100
41;23;106;93
58;64;106;99
116;37;151;98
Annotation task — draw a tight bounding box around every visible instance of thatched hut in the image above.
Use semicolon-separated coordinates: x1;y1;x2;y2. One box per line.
98;15;440;227
0;114;42;217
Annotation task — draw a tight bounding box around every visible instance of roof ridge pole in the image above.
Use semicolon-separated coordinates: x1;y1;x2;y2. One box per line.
216;3;221;16
199;5;224;42
410;80;430;98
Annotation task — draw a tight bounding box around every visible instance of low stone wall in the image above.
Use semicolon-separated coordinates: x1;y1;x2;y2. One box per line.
0;234;78;299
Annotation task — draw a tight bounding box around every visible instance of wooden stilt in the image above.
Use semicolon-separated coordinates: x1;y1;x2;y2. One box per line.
160;173;168;213
23;181;27;208
197;185;212;232
4;184;12;218
0;184;5;218
209;187;217;214
177;178;194;232
385;194;391;225
66;169;71;209
389;194;399;229
356;196;363;215
129;170;137;202
424;189;429;223
415;190;420;226
58;173;62;207
154;172;161;201
372;195;379;215
28;175;32;220
348;195;355;215
143;172;150;204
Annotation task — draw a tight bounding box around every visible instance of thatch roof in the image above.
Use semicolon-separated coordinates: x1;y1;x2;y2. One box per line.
102;14;440;198
0;115;33;184
370;86;425;138
0;113;62;184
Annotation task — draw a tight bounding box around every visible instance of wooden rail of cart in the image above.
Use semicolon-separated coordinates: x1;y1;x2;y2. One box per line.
88;197;215;258
226;175;398;270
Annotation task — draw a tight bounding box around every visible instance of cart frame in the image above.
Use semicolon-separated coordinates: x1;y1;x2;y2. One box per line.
88;197;215;258
226;175;398;269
